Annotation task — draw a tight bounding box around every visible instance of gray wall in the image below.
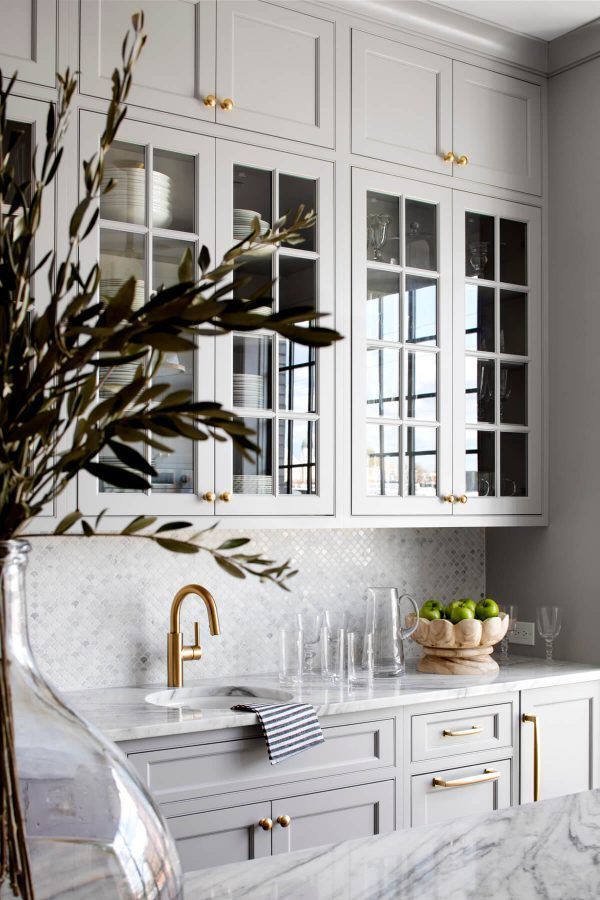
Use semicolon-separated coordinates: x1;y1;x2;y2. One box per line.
486;56;600;665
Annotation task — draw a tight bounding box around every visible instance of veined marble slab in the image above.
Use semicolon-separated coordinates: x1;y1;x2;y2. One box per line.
184;789;600;899
63;658;600;742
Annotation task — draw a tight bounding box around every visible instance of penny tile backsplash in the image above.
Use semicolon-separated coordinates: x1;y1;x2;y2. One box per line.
27;528;485;691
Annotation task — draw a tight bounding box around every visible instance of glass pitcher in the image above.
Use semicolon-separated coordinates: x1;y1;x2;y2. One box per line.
363;587;419;677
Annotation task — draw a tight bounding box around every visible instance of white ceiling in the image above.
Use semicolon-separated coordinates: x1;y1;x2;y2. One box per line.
428;1;600;41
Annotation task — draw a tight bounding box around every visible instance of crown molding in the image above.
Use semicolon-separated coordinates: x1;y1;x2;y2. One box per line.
549;18;600;75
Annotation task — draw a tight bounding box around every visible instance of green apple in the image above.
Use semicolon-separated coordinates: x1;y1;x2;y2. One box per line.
419;605;441;621
458;598;477;613
422;599;445;614
475;598;500;620
449;603;475;624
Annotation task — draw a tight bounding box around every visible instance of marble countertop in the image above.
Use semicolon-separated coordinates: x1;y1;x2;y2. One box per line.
64;657;600;743
184;788;600;899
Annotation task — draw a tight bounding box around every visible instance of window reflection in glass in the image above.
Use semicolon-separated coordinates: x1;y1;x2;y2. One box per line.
405;200;437;271
500;219;527;286
367;191;400;264
278;419;316;494
278;340;315;413
405;351;437;421
367;348;401;418
233;335;272;410
465;213;495;280
465;356;495;424
465;284;495;351
405;275;437;346
366;270;400;342
501;432;527;497
500;362;527;425
500;290;527;355
466;429;495;496
279;174;316;252
233;417;273;495
366;424;400;496
404;426;437;496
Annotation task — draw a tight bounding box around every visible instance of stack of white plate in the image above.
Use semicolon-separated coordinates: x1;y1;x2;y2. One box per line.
100;278;145;311
98;361;139;395
233;373;267;407
233;208;270;240
233;474;273;494
101;163;173;227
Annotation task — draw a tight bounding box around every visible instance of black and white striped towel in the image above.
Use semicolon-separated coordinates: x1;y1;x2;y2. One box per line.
231;702;324;765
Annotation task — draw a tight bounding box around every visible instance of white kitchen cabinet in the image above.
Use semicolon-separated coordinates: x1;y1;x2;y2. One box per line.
411;758;512;826
452;193;542;516
351;168;453;516
351;31;452;174
520;682;600;804
453;63;542;196
216;0;335;147
0;0;56;87
167;801;272;872
79;0;217;122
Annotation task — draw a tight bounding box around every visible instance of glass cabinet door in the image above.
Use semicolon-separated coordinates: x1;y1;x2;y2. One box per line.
214;142;334;515
351;169;453;516
453;193;542;515
78;112;216;515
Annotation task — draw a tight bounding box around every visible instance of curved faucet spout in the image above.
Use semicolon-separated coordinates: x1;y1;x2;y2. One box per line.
169;583;220;636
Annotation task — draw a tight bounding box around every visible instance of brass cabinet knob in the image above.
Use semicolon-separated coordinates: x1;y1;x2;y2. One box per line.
220;98;234;111
203;94;217;108
202;491;216;502
442;151;455;163
442;494;456;504
458;494;468;504
276;815;291;828
258;818;273;831
456;154;469;166
219;491;232;502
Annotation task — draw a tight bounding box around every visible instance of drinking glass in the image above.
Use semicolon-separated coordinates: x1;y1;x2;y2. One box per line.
320;626;346;683
299;612;324;679
347;632;373;687
497;604;519;664
279;627;303;684
536;606;562;663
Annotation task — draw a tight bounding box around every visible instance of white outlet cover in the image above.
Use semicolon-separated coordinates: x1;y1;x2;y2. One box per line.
509;621;536;646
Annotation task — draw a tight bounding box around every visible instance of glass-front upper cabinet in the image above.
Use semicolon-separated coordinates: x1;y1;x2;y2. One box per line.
214;142;334;516
452;193;542;515
78;112;216;515
351;169;452;515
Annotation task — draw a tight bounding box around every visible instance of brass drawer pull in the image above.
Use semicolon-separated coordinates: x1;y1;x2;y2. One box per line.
442;151;455;163
277;815;291;828
456;154;469;166
258;818;273;831
442;725;483;737
442;494;456;504
433;768;499;788
523;713;540;801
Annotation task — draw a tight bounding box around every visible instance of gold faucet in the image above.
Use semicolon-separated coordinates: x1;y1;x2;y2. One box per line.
167;584;220;687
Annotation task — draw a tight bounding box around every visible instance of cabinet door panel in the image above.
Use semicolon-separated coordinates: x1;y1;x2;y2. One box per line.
0;0;56;87
411;759;511;826
520;682;600;804
80;0;216;121
453;62;542;195
352;31;452;174
216;0;334;147
167;802;271;872
271;781;394;854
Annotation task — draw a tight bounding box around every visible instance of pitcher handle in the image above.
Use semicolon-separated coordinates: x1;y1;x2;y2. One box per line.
399;593;420;640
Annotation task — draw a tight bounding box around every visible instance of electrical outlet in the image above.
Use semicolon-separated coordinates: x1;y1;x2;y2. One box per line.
509;621;535;646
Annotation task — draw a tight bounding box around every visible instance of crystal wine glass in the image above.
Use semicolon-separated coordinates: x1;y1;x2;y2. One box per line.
367;213;392;261
536;606;562;663
498;604;519;665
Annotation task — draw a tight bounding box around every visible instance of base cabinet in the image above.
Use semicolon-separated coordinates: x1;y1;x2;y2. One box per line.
411;759;511;826
167;801;272;871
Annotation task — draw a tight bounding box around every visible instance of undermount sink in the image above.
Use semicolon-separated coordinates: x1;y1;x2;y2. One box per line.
145;685;294;712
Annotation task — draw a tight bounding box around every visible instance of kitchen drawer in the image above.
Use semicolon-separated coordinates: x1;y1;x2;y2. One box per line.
411;703;512;763
411;758;511;826
128;718;394;804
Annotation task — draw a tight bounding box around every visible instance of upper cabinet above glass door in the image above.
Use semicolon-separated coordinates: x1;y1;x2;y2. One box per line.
0;0;56;87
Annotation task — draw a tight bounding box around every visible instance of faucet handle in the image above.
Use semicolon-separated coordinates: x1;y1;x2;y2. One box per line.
182;622;202;662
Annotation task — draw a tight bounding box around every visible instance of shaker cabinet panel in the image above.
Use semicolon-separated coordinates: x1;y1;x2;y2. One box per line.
167;801;272;872
79;0;217;121
453;63;542;195
520;683;600;805
352;31;452;174
411;758;511;826
216;0;335;147
0;0;56;86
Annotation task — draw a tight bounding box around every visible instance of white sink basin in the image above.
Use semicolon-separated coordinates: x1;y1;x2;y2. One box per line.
146;685;294;712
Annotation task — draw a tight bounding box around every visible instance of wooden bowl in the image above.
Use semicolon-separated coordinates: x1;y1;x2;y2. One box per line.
406;612;509;675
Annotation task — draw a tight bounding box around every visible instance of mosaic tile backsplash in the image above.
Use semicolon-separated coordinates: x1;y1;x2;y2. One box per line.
26;528;485;691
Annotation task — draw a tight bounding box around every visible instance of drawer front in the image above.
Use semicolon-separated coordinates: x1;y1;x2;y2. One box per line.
129;718;394;804
411;703;512;762
411;759;512;827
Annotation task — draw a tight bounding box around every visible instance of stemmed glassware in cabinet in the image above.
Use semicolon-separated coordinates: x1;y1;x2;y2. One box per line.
536;606;562;663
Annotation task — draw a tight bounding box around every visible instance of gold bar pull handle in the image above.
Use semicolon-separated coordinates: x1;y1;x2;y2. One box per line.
522;713;540;801
432;768;500;788
443;725;484;737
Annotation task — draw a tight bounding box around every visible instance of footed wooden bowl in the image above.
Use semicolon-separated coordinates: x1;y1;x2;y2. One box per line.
406;612;509;675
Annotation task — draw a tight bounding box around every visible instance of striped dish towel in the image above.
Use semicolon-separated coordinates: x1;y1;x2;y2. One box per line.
231;702;324;765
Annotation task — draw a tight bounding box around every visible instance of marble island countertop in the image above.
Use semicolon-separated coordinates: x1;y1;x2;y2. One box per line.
184;788;600;899
64;657;600;743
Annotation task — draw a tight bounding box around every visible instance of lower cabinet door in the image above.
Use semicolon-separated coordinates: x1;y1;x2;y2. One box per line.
271;781;395;855
166;802;272;873
411;759;511;826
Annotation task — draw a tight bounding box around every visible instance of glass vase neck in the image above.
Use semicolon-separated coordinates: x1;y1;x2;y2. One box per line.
0;538;34;671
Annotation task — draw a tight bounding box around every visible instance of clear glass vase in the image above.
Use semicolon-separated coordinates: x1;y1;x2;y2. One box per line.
0;540;183;899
